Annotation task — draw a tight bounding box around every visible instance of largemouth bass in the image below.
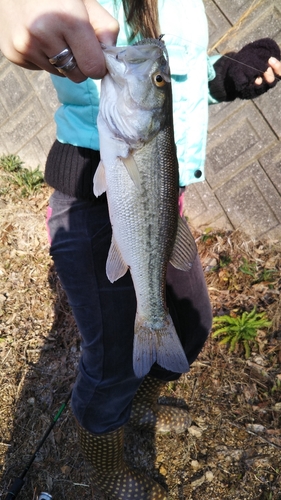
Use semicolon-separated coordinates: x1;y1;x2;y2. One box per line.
94;38;197;378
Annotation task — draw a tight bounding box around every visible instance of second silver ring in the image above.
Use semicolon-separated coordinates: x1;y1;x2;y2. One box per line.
56;55;77;74
49;47;72;66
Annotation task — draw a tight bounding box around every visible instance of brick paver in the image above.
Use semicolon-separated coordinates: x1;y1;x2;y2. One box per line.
183;0;281;239
0;0;280;239
0;52;58;169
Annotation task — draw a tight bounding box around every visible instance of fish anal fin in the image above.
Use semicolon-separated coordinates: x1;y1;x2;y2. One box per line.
93;161;107;197
106;237;128;283
119;154;141;191
169;215;197;272
133;313;189;378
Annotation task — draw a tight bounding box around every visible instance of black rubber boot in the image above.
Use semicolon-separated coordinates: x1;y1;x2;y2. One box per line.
77;422;167;499
130;376;191;434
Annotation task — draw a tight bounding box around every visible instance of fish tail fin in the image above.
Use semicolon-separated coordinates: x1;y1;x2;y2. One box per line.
133;314;189;378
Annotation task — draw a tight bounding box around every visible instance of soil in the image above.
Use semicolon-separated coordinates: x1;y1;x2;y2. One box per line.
0;169;280;500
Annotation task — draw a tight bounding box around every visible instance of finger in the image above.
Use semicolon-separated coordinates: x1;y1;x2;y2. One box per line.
268;56;281;78
47;46;84;81
63;17;108;80
255;57;281;86
61;0;119;79
47;13;110;81
0;0;118;82
10;18;89;82
263;66;275;84
49;2;119;81
11;5;114;82
85;0;119;45
255;76;263;85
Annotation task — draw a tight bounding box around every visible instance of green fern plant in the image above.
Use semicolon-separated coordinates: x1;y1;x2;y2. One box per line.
0;154;44;196
0;153;23;172
212;307;272;358
12;166;44;196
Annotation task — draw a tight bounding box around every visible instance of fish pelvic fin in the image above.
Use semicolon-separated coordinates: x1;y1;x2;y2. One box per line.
106;236;128;283
93;161;107;197
119;154;141;191
169;215;198;272
133;313;190;378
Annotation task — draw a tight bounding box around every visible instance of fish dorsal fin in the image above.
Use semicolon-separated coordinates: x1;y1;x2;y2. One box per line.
119;154;141;191
106;236;128;283
93;161;107;197
169;216;198;271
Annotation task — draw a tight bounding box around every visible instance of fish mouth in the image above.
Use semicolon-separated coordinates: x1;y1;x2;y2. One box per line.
100;45;127;87
101;37;170;86
132;36;170;73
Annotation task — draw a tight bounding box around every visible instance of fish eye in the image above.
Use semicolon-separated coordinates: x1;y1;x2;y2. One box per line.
153;73;166;87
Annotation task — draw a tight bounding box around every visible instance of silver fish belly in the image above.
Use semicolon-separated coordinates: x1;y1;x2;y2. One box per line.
94;38;197;378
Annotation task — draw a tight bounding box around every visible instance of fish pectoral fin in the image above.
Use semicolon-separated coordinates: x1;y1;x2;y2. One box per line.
133;313;190;378
93;161;107;197
119;154;141;191
106;237;128;283
169;215;198;271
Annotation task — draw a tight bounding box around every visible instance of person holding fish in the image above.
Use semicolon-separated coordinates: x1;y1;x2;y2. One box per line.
1;0;281;498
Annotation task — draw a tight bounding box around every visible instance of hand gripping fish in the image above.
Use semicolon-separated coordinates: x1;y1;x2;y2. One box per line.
94;38;198;378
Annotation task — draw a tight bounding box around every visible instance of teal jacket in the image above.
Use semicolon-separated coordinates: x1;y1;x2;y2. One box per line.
51;0;219;187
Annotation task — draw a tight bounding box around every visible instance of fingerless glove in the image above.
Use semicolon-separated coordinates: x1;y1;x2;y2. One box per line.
209;37;281;101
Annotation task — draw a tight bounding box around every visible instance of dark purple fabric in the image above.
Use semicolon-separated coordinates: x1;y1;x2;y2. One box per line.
47;190;212;433
209;38;280;101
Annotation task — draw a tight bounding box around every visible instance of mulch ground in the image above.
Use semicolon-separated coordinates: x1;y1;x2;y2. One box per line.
0;168;280;500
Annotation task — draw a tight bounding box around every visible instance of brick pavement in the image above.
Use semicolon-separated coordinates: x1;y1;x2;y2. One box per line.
183;0;281;239
0;52;58;170
0;0;280;239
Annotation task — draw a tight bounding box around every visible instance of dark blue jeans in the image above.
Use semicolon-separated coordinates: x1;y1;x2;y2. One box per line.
47;190;212;434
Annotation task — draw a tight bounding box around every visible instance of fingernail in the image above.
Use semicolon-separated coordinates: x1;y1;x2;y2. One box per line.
269;57;278;64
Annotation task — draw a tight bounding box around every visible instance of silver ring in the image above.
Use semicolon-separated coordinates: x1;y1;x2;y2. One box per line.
49;47;72;65
56;55;77;74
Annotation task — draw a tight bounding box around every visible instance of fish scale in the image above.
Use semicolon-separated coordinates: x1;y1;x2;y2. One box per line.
94;38;198;377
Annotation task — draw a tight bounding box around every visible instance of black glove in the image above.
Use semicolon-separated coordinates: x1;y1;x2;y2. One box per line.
209;38;281;102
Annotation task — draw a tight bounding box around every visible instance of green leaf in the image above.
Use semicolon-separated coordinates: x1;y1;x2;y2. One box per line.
243;340;251;359
212;327;229;338
247;307;258;320
218;335;233;345
213;315;238;325
230;336;238;352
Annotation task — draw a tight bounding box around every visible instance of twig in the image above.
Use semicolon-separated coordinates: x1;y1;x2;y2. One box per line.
190;378;198;402
229;421;281;449
209;0;264;53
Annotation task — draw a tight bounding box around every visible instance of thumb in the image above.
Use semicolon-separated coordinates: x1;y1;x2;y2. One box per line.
85;0;119;45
